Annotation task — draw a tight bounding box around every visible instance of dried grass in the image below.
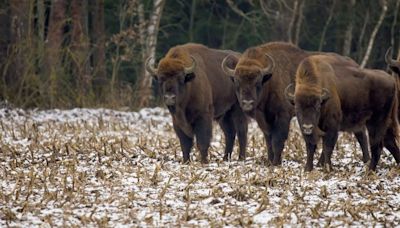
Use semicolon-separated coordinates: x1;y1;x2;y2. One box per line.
0;108;399;227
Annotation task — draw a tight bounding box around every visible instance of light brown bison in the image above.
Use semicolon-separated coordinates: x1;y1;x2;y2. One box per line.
286;54;399;171
146;43;248;163
221;42;369;165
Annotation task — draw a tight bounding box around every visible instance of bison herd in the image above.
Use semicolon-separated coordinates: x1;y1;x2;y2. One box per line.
146;42;400;172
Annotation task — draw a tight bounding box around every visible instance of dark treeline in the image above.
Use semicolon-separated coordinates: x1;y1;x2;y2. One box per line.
0;0;399;109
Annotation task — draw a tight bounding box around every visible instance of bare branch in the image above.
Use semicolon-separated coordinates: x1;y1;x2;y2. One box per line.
360;0;388;68
318;0;336;51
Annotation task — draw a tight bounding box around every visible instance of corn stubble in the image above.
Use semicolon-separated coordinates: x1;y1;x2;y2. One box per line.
0;108;399;227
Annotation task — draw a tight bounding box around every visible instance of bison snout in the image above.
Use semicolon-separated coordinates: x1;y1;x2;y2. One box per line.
302;124;314;135
164;94;176;106
241;99;255;111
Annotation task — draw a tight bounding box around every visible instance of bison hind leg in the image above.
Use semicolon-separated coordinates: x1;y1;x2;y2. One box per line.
354;128;370;163
384;129;400;164
219;112;236;161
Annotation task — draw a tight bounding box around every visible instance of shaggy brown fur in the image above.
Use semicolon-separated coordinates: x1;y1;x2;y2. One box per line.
294;55;400;171
148;43;248;163
224;41;366;166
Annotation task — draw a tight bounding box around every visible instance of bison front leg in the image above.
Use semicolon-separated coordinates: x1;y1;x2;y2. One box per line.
232;104;248;161
305;141;317;172
263;133;274;165
194;116;212;164
354;128;370;163
174;125;194;164
271;118;290;166
219;112;236;161
322;130;339;172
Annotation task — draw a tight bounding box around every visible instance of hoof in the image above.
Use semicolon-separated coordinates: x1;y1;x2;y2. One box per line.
323;164;332;173
201;158;209;164
223;155;230;162
362;157;370;164
304;165;313;172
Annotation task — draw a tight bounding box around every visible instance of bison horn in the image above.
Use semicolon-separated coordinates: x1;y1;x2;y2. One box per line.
184;56;196;74
385;47;397;67
320;88;330;101
145;57;158;76
260;53;275;76
221;55;236;76
284;83;295;103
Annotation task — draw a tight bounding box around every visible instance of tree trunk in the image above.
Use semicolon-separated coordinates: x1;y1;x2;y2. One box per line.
71;0;90;106
91;0;107;101
360;0;388;68
391;0;400;49
342;0;356;57
357;10;369;62
46;0;67;107
287;0;299;44
0;0;10;99
318;0;336;51
9;0;31;87
137;0;166;108
293;0;305;46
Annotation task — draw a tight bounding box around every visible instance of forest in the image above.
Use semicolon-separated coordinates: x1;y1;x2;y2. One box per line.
0;0;399;109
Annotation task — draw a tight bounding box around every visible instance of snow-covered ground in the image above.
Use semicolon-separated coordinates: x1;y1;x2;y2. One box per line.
0;107;399;227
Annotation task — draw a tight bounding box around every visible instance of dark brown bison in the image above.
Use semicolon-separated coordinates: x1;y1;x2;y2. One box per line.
146;43;248;163
221;42;369;165
286;54;399;171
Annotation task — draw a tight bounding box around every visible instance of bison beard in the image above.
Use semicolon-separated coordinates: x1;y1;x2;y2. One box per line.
146;43;248;163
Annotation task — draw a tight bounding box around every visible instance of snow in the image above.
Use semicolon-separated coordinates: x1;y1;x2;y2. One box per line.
0;107;399;227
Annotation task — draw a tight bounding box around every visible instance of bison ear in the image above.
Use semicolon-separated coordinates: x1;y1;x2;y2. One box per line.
320;88;330;105
230;75;235;82
284;83;295;105
184;73;196;83
261;73;272;84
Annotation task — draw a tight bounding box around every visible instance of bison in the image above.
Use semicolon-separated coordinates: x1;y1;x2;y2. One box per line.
146;43;248;163
221;42;370;166
285;54;400;171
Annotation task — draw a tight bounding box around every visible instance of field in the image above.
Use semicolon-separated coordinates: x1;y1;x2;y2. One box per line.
0;107;399;227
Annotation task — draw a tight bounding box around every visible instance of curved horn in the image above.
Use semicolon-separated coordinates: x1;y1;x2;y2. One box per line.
321;88;330;101
260;53;275;76
184;56;196;74
145;57;158;75
284;83;295;102
385;47;397;66
221;55;236;76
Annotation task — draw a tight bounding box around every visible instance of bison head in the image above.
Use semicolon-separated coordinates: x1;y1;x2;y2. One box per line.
385;47;400;75
285;84;329;136
146;56;196;107
222;53;274;112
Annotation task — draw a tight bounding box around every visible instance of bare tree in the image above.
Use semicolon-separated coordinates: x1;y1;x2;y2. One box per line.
318;0;336;51
293;0;305;46
90;0;107;99
342;0;356;56
137;0;166;107
46;0;67;107
9;0;33;86
71;0;91;106
360;0;388;68
390;0;400;49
